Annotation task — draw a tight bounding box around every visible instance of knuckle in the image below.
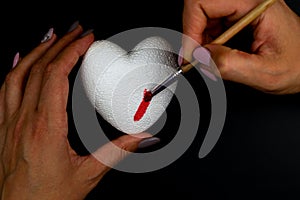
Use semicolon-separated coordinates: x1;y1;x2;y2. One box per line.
5;71;18;85
30;60;45;74
217;58;232;78
43;63;60;80
44;63;56;74
114;135;138;152
45;62;64;75
118;142;131;153
217;50;235;71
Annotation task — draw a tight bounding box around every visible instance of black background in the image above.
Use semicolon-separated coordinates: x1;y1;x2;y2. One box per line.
1;0;300;199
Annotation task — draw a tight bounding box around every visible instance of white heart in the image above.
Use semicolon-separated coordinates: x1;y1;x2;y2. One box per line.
80;36;178;134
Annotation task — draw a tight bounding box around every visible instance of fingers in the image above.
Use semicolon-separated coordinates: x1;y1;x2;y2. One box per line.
3;36;58;119
205;44;270;89
182;0;207;62
182;0;260;62
21;25;84;112
182;0;300;94
37;32;94;118
207;42;300;94
80;133;155;183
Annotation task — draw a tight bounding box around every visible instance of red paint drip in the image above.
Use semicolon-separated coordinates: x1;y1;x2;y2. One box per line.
134;89;153;122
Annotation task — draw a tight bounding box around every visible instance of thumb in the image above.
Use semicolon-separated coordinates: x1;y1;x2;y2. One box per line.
205;44;262;86
80;133;159;181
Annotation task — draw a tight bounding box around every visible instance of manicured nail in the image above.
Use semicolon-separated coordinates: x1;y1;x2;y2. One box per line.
193;46;217;81
193;46;211;66
178;47;184;66
12;52;20;68
138;137;160;149
200;68;218;82
80;29;94;38
41;28;54;43
68;20;79;33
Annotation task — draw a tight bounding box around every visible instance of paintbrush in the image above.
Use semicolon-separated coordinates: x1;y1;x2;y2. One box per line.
145;0;277;101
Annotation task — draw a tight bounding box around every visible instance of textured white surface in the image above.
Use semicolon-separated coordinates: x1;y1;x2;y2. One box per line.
80;36;178;134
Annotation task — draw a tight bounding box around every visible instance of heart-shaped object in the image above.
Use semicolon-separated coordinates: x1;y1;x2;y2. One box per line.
80;36;178;134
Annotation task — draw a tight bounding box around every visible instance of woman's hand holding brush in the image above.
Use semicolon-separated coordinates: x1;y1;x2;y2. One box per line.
183;0;300;94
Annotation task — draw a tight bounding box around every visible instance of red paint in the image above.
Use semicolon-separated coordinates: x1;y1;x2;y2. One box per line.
134;89;152;122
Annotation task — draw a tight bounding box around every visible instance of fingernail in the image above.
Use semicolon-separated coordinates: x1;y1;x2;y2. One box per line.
41;28;54;43
138;137;160;149
68;20;79;33
193;46;218;81
12;52;20;68
200;68;218;82
193;46;211;66
80;29;94;38
178;47;184;66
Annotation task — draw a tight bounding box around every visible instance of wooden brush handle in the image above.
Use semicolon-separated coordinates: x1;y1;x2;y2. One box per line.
181;0;277;73
212;0;277;45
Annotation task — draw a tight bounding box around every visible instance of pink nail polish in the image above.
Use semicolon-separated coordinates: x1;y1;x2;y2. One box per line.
12;52;20;68
193;46;211;66
200;68;218;82
193;46;217;81
41;28;54;43
178;47;184;66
